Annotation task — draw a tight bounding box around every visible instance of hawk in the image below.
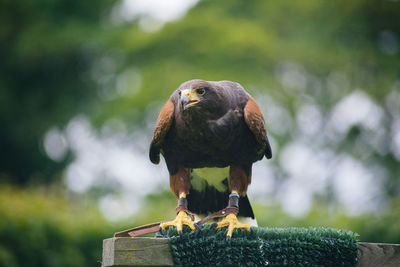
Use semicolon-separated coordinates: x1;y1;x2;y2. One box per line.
150;79;272;238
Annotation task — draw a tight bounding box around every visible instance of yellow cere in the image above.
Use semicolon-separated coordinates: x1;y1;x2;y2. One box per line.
181;89;201;101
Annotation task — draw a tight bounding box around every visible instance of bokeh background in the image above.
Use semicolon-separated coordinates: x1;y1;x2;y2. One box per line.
1;0;400;266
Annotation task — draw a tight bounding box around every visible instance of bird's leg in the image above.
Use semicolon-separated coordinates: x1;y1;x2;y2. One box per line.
160;192;196;234
215;191;250;239
215;164;251;239
160;167;196;234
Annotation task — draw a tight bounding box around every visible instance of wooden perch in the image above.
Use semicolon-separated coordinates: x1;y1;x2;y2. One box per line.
102;237;173;266
358;242;400;267
102;237;400;267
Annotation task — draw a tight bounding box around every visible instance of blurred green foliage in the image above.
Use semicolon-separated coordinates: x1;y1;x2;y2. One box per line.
1;0;399;189
1;0;400;266
0;185;112;267
1;186;398;267
0;0;119;184
254;201;400;244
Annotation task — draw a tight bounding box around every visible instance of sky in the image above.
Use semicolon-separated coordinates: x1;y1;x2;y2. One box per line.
111;0;199;32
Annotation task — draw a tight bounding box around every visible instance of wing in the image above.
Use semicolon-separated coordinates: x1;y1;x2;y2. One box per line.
149;99;175;164
243;95;272;159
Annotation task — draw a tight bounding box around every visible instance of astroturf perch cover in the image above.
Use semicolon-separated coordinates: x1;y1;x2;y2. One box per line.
157;224;359;267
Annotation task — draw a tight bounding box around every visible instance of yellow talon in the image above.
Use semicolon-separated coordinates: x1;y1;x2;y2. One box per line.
160;210;196;232
215;213;251;238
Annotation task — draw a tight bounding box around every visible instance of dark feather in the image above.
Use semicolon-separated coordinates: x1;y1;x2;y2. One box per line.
187;178;255;219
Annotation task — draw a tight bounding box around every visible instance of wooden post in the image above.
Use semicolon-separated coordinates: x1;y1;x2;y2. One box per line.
102;237;400;267
102;237;173;266
358;242;400;267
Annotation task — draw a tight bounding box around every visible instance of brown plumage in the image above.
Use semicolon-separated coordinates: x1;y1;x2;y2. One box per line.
150;79;272;224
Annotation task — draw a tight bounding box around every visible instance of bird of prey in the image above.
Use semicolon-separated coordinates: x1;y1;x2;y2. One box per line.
150;79;272;238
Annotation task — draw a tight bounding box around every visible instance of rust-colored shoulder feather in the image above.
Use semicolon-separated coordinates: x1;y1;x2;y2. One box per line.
149;99;175;164
244;96;272;159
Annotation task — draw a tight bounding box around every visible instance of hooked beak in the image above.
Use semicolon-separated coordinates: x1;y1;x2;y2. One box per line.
180;89;200;110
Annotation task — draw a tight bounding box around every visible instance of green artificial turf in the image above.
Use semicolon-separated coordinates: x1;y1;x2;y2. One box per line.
158;224;359;267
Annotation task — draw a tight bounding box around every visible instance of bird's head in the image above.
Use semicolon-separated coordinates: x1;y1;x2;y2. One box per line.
177;80;216;112
179;87;206;110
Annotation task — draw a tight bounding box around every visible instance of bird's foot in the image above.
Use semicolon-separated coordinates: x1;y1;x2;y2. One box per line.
160;210;196;234
215;213;250;240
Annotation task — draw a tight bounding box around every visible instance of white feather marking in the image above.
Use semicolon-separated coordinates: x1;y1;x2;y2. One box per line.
191;167;229;192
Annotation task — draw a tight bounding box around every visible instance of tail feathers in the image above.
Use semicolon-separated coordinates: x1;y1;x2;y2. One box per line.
187;178;255;219
238;194;255;219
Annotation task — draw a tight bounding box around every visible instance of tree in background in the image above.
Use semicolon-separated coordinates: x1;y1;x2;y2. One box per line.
0;0;118;184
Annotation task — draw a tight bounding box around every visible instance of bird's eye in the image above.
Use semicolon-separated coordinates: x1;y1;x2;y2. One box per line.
196;88;205;95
